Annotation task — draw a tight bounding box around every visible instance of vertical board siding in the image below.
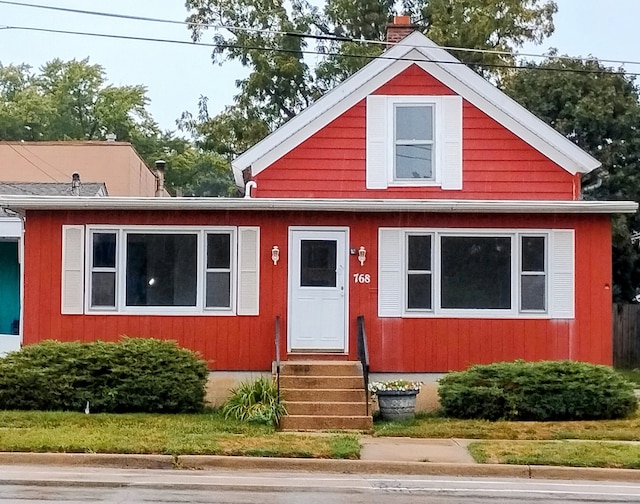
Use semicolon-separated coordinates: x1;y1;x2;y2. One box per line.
613;304;640;368
254;64;575;200
23;210;611;371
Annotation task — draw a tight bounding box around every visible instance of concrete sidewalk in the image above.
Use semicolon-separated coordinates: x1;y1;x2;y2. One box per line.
0;437;639;482
360;436;475;464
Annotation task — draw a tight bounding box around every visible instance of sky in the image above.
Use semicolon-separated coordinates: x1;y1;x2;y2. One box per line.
1;0;639;133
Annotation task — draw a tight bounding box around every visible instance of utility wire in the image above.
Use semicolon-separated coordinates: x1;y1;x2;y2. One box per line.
1;25;638;77
1;0;639;68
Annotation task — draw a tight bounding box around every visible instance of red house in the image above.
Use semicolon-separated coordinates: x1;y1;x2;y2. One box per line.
1;24;636;427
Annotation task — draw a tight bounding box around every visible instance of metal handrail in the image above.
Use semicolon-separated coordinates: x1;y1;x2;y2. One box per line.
356;315;370;417
275;315;281;405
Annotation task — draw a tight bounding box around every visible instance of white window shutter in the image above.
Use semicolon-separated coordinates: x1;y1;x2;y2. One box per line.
366;95;388;189
550;230;575;319
378;228;402;317
61;225;85;314
237;227;260;315
440;96;463;190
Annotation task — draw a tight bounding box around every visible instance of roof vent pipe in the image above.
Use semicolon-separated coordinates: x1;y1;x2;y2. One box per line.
71;172;81;196
244;180;257;198
105;133;116;142
155;160;166;197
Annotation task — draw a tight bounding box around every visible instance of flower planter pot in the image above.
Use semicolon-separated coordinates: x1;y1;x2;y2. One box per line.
376;389;418;421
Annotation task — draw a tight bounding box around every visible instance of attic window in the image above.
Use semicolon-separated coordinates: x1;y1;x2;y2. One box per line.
394;104;434;180
366;95;463;190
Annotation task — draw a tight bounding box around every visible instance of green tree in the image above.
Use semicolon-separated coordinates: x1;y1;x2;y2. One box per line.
503;56;640;301
0;58;234;197
182;0;557;154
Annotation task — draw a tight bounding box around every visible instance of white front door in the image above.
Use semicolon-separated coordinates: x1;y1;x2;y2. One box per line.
288;228;348;352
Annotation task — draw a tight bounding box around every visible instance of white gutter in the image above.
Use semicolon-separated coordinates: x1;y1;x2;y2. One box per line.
0;196;636;214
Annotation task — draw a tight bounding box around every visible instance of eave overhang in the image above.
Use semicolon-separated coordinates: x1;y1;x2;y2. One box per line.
0;196;636;214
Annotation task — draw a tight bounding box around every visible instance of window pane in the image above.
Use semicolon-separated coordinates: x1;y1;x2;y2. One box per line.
207;233;231;269
396;105;433;141
93;233;116;268
408;273;432;309
395;145;433;179
408;235;431;271
522;236;545;272
521;275;546;311
441;236;511;309
125;234;197;306
91;272;115;307
206;272;231;308
300;240;336;287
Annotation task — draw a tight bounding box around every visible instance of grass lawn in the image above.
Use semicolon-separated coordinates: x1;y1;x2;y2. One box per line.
468;440;640;469
618;368;640;387
0;410;359;459
373;411;640;441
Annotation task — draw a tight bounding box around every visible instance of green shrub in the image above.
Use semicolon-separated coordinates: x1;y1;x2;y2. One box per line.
0;338;208;413
222;377;286;426
438;360;638;421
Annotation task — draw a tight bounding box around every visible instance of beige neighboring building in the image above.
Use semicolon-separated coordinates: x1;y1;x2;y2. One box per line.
0;141;158;196
0;140;162;356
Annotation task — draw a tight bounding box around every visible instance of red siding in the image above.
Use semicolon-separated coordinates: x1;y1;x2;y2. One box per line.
254;65;576;200
23;210;612;371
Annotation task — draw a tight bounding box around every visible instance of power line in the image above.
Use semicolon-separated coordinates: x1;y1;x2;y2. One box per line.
1;0;640;69
1;25;638;77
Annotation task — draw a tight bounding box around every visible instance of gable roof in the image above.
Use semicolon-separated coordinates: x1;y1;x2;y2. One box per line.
232;31;600;188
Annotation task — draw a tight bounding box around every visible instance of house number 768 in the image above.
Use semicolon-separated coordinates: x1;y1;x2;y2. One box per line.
353;273;371;284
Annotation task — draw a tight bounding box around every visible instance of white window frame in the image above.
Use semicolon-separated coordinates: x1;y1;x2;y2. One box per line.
366;94;462;190
519;234;548;313
393;102;436;182
393;228;552;319
85;225;237;316
389;96;443;186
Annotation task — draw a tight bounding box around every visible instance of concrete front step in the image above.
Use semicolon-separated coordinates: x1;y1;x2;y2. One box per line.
279;375;364;389
280;388;367;403
285;400;371;416
280;361;363;377
279;414;373;431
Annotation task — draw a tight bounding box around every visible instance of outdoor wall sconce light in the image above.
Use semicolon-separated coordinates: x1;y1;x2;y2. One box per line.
358;246;366;266
271;246;280;265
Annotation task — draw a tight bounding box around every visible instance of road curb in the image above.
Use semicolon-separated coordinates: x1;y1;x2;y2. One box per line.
0;452;639;482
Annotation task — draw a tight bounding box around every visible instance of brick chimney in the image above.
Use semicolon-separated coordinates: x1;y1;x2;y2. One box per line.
386;15;417;44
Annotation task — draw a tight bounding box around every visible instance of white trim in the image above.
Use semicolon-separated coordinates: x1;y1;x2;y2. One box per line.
2;196;636;214
84;225;240;316
231;31;600;184
381;227;568;320
61;225;85;315
287;226;350;353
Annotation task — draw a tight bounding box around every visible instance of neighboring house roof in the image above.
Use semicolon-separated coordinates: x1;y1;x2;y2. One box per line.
0;141;158;197
232;31;600;188
0;196;635;215
0;182;107;197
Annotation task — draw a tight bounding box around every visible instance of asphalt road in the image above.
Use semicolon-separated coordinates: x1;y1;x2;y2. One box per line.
1;466;640;503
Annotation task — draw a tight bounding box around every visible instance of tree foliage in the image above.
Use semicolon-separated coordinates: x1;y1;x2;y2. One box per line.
503;57;640;301
182;0;557;154
0;58;234;197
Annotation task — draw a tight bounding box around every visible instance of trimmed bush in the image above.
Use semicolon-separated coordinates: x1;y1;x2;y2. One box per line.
438;360;638;421
222;377;286;426
0;338;208;413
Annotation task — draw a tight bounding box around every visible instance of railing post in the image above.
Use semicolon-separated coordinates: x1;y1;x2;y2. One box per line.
357;315;370;417
275;315;281;405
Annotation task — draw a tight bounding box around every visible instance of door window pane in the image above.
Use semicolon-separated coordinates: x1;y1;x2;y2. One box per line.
125;234;197;306
300;240;336;287
441;236;511;309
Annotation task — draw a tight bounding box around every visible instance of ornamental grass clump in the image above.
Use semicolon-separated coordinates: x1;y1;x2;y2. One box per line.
222;377;286;426
368;380;423;395
438;360;638;421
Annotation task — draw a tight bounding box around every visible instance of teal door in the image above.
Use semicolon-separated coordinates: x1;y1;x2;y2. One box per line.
0;241;20;335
